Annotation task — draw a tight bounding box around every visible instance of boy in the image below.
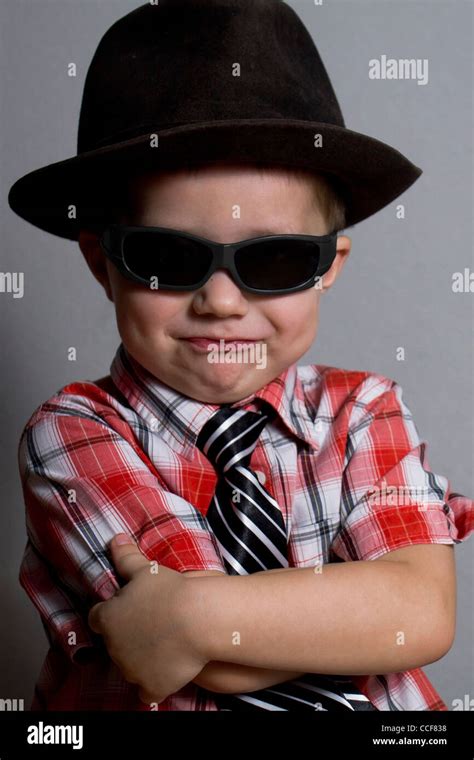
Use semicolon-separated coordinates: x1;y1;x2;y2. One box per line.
9;0;473;711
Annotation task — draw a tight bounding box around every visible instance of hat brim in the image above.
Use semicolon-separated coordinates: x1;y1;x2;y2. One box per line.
8;119;422;241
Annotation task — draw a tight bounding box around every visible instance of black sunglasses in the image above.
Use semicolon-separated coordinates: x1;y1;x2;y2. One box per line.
99;224;338;295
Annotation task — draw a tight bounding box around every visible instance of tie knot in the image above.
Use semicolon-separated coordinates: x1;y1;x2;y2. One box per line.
196;402;274;473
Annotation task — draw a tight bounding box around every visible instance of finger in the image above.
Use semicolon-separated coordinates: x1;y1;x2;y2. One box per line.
88;601;107;634
138;686;164;706
109;534;149;580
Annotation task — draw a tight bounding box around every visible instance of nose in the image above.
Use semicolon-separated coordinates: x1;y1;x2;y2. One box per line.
191;267;249;318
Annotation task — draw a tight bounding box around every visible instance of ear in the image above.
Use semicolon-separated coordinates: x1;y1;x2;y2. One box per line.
321;234;351;291
78;229;114;302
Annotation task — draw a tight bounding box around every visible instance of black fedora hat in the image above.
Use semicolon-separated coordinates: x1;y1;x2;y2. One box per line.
8;0;422;241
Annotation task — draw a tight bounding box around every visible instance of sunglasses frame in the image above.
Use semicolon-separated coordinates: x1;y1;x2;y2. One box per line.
99;224;338;295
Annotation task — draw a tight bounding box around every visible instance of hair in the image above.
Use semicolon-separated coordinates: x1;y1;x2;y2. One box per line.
106;161;347;234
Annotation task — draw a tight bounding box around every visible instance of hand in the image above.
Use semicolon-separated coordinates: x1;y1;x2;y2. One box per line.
88;534;210;705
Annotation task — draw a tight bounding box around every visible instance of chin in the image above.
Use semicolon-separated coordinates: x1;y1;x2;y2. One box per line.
187;367;268;403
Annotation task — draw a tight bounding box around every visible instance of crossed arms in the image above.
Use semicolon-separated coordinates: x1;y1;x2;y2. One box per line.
89;538;456;702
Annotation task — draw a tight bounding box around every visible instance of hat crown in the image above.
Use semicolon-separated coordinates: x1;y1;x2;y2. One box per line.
8;0;422;241
78;0;345;153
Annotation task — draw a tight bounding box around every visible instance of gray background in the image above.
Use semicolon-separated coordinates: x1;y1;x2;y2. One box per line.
1;0;472;709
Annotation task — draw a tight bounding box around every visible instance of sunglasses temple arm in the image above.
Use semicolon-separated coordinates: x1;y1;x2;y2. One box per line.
99;233;122;262
317;239;338;276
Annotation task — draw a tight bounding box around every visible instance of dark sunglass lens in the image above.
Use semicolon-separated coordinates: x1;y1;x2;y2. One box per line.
235;239;320;290
122;232;212;286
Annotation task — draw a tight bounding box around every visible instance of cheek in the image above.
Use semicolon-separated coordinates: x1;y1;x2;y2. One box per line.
270;290;320;339
111;279;187;336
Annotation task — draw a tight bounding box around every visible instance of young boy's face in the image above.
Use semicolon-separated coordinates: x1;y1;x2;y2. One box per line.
80;164;351;403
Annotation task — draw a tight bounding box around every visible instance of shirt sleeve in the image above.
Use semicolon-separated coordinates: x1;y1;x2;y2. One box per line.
331;376;472;562
17;398;225;663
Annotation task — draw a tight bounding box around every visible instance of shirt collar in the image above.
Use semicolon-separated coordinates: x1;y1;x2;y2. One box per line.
109;342;318;458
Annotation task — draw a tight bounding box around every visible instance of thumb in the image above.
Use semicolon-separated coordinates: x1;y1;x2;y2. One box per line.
109;533;149;581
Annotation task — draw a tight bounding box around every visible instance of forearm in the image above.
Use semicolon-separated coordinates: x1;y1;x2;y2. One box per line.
184;560;449;675
184;568;303;692
193;660;304;693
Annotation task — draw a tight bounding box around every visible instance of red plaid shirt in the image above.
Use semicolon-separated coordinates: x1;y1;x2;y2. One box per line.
17;342;473;711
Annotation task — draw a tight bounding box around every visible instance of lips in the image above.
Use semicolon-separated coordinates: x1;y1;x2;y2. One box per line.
185;337;259;342
182;337;259;351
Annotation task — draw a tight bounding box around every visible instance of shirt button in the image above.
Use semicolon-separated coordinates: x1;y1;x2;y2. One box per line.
254;470;266;485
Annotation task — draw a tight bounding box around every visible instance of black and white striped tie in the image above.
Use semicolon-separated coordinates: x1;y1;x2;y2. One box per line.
195;402;376;711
